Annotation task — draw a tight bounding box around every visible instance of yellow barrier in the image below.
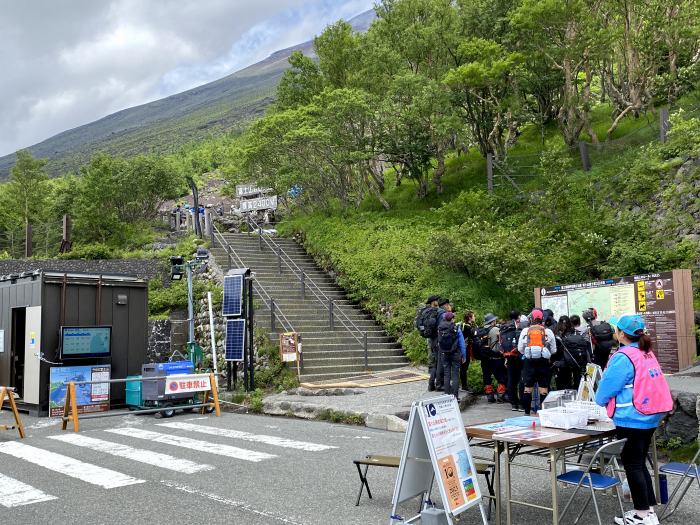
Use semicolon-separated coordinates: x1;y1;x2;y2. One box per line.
61;372;221;432
0;386;26;439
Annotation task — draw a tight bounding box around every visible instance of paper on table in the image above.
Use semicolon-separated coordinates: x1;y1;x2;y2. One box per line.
496;429;559;442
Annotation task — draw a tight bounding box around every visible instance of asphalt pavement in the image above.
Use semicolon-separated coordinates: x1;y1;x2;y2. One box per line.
0;406;697;525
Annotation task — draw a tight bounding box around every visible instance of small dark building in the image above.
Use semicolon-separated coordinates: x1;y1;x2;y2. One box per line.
0;271;148;416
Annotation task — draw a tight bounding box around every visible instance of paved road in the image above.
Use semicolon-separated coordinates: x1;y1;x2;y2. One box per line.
0;409;696;524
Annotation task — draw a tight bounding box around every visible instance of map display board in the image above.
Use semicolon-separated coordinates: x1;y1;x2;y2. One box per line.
49;365;111;417
390;395;487;525
536;270;695;372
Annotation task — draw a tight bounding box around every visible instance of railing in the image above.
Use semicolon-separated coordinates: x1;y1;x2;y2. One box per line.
243;216;370;369
212;224;296;336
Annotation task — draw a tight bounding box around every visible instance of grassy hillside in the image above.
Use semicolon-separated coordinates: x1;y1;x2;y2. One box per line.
279;99;700;363
0;10;376;179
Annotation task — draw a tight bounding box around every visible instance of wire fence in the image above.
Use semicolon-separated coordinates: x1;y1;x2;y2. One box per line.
0;220;64;259
490;103;700;194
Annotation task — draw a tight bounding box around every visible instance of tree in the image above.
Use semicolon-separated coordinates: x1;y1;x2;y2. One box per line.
314;21;359;88
7;149;48;229
276;51;324;109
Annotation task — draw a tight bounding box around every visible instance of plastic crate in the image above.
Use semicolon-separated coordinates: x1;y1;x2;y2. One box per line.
564;400;609;421
125;376;142;407
538;407;588;430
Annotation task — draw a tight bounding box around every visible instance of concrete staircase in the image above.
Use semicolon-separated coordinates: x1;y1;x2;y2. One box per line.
210;232;408;383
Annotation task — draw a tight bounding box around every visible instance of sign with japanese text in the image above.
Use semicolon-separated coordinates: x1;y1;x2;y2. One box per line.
279;332;298;363
49;365;111;417
240;195;278;213
165;374;211;395
236;184;272;197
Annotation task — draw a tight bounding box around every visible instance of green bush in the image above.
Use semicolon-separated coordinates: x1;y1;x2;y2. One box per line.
59;243;122;260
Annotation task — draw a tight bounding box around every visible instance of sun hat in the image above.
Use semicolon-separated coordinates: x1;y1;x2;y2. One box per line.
438;298;450;307
608;314;645;337
426;295;440;304
483;313;498;325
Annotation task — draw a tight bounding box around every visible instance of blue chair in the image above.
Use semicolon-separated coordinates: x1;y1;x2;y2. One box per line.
658;447;700;521
557;439;627;525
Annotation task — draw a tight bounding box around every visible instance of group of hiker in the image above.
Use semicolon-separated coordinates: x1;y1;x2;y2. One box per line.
416;297;618;412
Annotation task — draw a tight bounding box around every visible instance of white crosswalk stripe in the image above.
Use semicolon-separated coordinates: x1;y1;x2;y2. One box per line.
0;473;57;508
157;422;337;452
0;441;145;489
48;434;215;474
105;427;276;462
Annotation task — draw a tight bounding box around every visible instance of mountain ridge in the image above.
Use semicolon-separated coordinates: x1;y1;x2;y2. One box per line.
0;8;376;179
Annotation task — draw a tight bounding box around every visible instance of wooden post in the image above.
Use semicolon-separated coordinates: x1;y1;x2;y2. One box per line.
209;372;220;417
60;215;72;253
0;387;26;439
660;107;670;143
61;382;80;432
486;153;494;193
579;141;591;172
24;223;32;258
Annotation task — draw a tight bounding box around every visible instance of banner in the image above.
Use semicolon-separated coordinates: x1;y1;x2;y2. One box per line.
165;374;211;395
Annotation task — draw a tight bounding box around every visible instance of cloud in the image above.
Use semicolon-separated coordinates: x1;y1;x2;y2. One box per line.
0;0;374;156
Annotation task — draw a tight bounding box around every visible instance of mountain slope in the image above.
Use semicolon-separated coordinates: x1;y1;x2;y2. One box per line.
0;9;376;179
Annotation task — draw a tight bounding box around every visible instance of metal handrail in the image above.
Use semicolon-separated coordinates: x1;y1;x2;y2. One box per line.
244;217;369;355
212;225;295;334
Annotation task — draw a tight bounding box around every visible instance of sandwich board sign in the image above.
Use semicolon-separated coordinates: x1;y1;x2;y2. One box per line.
389;395;488;525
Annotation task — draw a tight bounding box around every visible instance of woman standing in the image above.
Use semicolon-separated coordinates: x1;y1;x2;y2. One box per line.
595;314;673;525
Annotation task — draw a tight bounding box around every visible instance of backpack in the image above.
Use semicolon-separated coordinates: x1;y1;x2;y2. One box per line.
499;321;518;357
415;306;439;338
560;333;591;369
473;326;491;360
524;325;551;359
438;323;459;353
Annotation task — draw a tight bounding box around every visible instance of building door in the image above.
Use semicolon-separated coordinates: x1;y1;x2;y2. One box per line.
10;307;26;398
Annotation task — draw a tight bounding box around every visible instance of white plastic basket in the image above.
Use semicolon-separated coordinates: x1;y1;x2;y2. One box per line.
564;400;609;421
538;407;589;430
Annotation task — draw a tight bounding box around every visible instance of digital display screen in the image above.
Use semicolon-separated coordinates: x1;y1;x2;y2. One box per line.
60;326;111;359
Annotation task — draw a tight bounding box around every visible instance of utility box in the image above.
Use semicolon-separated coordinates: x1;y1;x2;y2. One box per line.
141;361;195;402
0;271;148;416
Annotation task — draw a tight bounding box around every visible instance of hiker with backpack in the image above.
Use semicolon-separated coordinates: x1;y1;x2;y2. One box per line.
517;309;557;415
456;311;478;392
479;313;507;403
501;310;524;411
416;295;443;391
584;307;617;368
438;311;467;399
596;314;673;525
557;315;592;390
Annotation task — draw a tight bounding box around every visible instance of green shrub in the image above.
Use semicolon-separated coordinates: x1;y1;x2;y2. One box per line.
59;243;122;260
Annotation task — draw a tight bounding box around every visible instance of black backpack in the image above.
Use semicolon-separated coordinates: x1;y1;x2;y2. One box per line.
590;322;615;352
561;333;591;369
438;323;459;353
415;306;439;338
474;326;492;359
499;321;518;356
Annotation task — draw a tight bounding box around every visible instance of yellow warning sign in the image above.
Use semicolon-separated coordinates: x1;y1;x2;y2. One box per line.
656;290;665;300
639;301;647;312
637;281;645;290
638;291;646;302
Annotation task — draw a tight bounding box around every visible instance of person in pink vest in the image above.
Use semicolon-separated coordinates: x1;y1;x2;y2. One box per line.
595;314;673;525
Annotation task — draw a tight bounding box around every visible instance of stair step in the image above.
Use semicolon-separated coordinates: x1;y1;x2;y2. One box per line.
300;363;405;375
302;356;406;367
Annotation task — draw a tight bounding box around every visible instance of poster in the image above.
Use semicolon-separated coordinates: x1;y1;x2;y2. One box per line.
419;396;481;512
538;271;692;372
279;332;298;363
49;365;111;417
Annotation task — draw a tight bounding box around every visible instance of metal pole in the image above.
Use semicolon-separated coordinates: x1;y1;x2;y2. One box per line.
186;263;195;344
248;278;254;391
227;362;233;391
270;299;276;331
329;299;334;330
227;246;232;269
277;247;282;274
486;153;494;193
258;227;263;251
300;271;306;299
363;332;368;370
207;292;219;379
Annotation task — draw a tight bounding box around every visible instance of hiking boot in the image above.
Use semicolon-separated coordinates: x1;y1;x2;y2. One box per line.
511;405;523;412
487;393;496;403
497;393;506;403
614;511;656;525
428;385;436;392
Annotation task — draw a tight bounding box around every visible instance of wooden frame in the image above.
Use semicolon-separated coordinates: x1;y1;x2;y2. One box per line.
0;386;26;438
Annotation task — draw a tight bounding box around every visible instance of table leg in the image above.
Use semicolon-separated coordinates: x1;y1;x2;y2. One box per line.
505;442;512;525
494;442;502;525
551;449;560;525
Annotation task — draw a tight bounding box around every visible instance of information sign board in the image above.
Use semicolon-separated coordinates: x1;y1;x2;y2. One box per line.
536;269;694;372
390;395;487;525
49;365;111;417
279;332;298;363
240;195;278;213
235;184;273;197
164;374;211;395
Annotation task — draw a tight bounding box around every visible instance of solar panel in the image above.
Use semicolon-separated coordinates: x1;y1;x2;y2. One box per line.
225;319;246;362
222;275;243;316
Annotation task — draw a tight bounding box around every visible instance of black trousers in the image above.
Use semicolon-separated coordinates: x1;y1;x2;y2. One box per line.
481;357;506;388
616;427;657;511
506;357;522;406
442;350;461;398
459;360;469;390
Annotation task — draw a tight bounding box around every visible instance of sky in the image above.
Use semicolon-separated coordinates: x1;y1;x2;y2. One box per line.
0;0;374;156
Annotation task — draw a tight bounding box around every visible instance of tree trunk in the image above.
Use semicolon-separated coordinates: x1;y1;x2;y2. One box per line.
432;149;446;194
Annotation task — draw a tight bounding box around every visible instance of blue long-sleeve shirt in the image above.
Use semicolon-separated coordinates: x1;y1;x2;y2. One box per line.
595;342;664;429
457;328;467;361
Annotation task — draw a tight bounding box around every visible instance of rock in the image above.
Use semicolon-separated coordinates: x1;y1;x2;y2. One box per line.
662;391;699;443
386;415;408;433
365;413;388;431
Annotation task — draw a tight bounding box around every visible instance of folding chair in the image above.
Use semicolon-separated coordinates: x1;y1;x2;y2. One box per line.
557;439;627;525
658;447;700;521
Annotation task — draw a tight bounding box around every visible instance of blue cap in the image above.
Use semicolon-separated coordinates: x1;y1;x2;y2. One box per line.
608;314;645;337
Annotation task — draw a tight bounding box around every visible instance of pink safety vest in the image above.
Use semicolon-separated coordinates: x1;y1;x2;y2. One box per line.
607;345;673;418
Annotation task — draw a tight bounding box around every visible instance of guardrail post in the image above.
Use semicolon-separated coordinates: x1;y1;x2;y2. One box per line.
300;271;306;299
329;299;334;330
227;245;232;269
258;227;263;251
277;247;282;274
270;299;276;331
579;141;591;171
363;332;368;370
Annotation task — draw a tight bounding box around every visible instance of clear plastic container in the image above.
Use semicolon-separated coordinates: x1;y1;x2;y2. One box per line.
538;407;589;430
564;400;609;421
